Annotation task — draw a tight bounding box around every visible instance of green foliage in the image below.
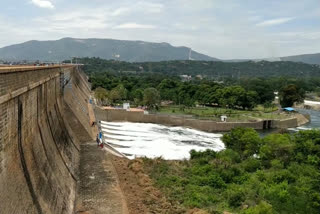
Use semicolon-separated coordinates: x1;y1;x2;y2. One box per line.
242;201;273;214
279;84;305;107
88;69;260;110
143;87;161;109
80;57;320;79
222;127;261;158
81;57;320;101
94;87;108;104
142;129;320;214
260;134;294;166
241;78;275;104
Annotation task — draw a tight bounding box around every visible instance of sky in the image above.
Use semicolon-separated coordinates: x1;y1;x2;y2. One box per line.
0;0;319;59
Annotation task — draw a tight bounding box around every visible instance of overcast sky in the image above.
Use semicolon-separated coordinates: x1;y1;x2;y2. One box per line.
0;0;319;59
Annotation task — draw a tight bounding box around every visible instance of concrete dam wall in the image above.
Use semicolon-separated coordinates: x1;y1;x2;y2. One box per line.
0;65;92;213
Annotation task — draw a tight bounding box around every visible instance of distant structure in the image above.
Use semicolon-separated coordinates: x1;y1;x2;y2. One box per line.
221;115;228;122
180;74;192;82
196;75;203;80
188;48;194;60
123;103;130;110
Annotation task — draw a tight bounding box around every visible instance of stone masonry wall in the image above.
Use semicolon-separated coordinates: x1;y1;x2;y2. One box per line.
0;66;91;213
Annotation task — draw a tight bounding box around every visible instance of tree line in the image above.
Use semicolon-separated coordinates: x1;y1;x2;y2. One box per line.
90;71;306;109
77;57;320;80
91;72;272;109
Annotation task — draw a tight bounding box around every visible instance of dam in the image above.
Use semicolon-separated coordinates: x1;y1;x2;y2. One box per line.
0;65;314;213
0;65;94;213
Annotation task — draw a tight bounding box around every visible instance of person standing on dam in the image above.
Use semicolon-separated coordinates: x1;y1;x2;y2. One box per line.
96;134;100;147
97;131;104;148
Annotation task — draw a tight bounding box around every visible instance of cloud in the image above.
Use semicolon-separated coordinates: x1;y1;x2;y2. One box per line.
111;7;130;16
1;0;319;59
31;0;54;9
135;2;164;13
256;17;295;27
114;23;156;29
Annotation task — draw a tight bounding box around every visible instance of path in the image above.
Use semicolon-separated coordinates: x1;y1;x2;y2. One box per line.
76;100;129;214
76;141;129;214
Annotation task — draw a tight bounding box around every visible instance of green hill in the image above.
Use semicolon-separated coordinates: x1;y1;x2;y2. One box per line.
0;38;218;62
281;53;320;65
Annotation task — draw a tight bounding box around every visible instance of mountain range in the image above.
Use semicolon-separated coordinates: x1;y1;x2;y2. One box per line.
0;38;217;62
0;37;319;65
280;53;320;65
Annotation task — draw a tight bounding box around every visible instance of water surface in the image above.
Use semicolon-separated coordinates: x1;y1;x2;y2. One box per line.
101;121;224;160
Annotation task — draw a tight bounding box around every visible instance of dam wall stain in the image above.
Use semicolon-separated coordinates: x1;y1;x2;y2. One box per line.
0;66;91;213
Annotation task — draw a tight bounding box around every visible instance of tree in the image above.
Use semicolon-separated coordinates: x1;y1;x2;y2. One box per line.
131;89;144;105
259;134;294;166
143;87;160;109
109;84;128;104
243;91;259;110
244;78;275;104
94;87;108;105
157;79;178;101
279;84;305;107
222;127;261;158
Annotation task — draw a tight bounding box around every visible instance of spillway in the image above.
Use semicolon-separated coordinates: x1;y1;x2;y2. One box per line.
100;121;225;160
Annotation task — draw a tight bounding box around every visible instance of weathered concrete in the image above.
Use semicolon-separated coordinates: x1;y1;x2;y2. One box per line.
95;108;308;132
0;65;92;213
76;142;129;214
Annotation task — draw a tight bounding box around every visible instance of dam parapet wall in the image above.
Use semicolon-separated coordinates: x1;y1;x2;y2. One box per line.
0;65;91;213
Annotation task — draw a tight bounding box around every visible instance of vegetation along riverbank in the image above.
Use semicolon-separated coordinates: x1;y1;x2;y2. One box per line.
111;128;320;214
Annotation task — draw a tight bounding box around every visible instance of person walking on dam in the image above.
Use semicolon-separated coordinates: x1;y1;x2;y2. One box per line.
96;134;100;147
99;131;104;148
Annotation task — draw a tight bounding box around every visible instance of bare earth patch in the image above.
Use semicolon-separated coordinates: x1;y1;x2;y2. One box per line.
111;156;187;214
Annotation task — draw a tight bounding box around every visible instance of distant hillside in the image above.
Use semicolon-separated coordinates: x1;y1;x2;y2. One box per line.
0;38;218;62
79;57;320;78
280;53;320;65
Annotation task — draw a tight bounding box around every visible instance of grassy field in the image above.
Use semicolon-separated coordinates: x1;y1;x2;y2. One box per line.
158;105;293;122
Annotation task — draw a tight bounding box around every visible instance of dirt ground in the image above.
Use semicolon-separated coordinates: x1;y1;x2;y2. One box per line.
111;156;188;214
76;142;210;214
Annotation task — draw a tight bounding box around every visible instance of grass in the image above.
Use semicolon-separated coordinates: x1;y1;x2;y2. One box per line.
158;105;292;122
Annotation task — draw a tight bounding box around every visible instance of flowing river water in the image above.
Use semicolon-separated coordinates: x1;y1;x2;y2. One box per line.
289;108;320;131
100;106;319;160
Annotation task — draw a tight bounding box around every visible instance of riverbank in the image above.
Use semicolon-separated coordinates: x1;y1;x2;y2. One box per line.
295;100;320;111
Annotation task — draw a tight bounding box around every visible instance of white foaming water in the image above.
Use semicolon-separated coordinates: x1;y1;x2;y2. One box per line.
100;121;225;160
304;100;320;105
